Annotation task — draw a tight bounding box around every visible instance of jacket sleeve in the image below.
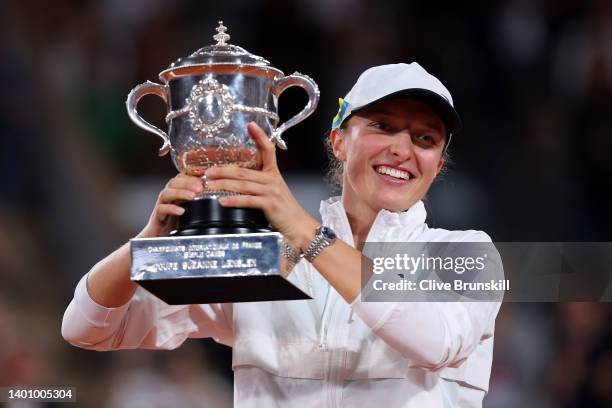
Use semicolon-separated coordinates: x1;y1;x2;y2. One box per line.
349;297;499;371
61;273;234;351
350;232;502;372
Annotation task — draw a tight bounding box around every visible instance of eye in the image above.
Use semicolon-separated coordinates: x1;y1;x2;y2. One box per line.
416;134;434;142
368;121;393;132
414;134;440;146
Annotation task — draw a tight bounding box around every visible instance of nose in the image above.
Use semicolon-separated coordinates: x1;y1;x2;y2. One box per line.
388;130;414;160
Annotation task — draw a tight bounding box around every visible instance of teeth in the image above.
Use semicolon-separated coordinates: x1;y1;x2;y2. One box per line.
376;166;410;180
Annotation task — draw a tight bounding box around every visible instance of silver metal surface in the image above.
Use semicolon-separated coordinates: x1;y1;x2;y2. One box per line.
270;72;319;150
281;238;302;265
126;20;320;175
303;226;337;262
212;21;230;45
280;238;302;277
131;232;283;281
165;78;280;138
130;232;312;304
125;21;320;303
126;81;171;156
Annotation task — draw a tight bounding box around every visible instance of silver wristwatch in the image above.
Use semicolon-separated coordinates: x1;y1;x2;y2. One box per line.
280;238;302;277
303;226;337;263
281;238;302;265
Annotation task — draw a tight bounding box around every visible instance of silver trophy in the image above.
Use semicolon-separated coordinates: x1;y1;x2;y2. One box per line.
126;22;319;304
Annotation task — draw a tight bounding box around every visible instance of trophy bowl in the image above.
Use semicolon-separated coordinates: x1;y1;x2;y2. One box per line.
125;21;319;304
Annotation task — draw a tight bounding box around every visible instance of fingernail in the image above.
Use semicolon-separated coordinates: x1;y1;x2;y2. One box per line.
177;207;185;215
193;183;203;192
187;191;196;199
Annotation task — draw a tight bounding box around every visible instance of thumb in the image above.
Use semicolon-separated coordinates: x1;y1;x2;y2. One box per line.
247;122;278;171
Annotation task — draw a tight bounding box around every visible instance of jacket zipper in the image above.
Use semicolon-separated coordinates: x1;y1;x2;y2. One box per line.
318;286;332;350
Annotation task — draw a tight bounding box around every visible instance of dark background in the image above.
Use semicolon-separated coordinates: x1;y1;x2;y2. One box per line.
1;0;611;406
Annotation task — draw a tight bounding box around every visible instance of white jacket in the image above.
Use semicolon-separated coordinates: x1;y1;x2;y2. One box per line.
62;197;500;407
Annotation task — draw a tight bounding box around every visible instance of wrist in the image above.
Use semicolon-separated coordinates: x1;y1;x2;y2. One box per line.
292;219;321;254
302;226;338;263
136;224;160;239
281;238;301;271
136;227;153;239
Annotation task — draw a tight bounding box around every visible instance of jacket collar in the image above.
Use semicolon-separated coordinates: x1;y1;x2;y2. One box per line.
319;196;428;247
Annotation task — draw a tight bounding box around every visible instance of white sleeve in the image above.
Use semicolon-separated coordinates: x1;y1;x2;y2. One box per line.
61;273;234;351
349;298;499;370
350;230;502;371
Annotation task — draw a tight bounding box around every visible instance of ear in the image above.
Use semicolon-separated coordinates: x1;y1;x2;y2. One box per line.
435;157;446;176
330;129;347;162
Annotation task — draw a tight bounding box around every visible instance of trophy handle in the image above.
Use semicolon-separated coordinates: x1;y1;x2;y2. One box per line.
271;72;320;150
126;81;171;156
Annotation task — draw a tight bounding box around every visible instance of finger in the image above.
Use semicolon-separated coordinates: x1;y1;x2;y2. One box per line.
207;179;268;196
167;174;205;193
217;194;264;209
247;122;278;171
156;204;185;222
205;166;272;184
159;188;197;204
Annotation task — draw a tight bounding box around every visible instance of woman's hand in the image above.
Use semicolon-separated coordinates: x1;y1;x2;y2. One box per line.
138;173;204;238
205;122;320;251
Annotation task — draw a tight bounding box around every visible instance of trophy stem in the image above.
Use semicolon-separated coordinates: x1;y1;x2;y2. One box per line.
171;196;272;236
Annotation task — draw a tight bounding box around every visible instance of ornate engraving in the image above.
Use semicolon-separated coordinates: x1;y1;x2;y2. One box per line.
186;78;234;137
165;77;280;137
213;21;230;46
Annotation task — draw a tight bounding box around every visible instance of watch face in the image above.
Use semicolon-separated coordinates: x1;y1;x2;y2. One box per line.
321;226;337;241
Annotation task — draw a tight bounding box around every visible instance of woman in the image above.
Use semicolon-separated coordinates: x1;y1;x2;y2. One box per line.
62;63;500;407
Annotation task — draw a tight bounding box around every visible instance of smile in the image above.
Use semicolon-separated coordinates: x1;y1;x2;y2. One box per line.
374;165;413;181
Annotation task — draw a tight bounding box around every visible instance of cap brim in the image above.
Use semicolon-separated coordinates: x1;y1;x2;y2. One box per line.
355;89;462;135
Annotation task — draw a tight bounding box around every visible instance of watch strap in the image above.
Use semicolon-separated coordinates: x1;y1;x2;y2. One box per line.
281;238;302;265
303;226;336;263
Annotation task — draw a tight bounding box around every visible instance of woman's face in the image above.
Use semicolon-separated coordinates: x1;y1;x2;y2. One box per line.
331;98;447;215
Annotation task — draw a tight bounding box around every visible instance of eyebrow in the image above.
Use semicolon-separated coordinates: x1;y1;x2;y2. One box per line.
422;122;445;132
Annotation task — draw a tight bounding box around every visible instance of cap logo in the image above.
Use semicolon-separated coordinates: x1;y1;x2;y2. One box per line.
331;98;350;129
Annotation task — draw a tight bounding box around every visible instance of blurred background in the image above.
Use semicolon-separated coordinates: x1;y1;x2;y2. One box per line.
1;0;612;406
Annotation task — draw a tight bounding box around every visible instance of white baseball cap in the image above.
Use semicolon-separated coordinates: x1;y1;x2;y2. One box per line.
331;63;462;135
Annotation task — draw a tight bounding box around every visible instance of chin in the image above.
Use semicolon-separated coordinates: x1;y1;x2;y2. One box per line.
376;197;417;213
374;188;417;208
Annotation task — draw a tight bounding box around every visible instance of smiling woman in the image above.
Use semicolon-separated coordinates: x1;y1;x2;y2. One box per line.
331;98;449;223
62;62;500;408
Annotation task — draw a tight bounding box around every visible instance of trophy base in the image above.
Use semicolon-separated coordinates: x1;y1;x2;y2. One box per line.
173;196;271;236
130;232;312;305
136;275;310;305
